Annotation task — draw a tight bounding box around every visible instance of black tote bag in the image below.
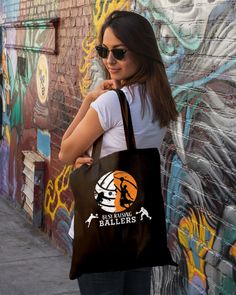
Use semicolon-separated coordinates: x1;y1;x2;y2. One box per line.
69;89;177;279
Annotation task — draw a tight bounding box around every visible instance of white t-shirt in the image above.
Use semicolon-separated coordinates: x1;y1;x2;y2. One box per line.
68;84;167;238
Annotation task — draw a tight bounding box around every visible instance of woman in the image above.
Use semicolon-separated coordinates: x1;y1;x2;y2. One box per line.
59;10;178;295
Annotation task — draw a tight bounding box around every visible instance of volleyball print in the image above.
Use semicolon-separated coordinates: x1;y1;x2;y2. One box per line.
94;170;138;212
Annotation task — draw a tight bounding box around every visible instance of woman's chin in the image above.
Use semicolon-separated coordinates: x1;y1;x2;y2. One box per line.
108;70;120;77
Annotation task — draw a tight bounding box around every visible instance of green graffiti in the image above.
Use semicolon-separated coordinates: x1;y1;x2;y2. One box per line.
7;22;50;128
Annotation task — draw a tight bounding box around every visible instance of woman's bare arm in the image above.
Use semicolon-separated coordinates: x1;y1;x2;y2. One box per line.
59;80;120;165
58;107;104;164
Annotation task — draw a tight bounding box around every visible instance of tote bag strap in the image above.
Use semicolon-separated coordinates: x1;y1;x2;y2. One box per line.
92;89;136;159
115;89;136;150
92;136;103;160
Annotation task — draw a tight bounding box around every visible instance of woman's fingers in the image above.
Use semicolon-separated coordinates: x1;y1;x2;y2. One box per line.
74;156;93;169
86;79;121;103
102;79;121;90
101;80;113;90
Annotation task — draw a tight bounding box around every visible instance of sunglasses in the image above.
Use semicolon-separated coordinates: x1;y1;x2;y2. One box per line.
95;45;127;60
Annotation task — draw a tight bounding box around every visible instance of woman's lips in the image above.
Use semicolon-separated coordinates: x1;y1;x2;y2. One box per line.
108;68;120;74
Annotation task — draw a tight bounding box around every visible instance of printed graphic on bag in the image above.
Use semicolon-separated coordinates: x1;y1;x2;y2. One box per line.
94;170;138;213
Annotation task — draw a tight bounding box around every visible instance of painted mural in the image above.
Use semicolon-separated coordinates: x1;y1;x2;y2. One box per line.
131;1;236;294
0;0;235;294
0;1;67;250
0;18;58;200
44;164;73;254
0;1;21;182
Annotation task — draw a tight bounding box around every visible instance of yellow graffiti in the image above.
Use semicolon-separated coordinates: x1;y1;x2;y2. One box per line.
5;126;10;145
2;49;11;105
79;0;130;96
44;165;74;221
178;209;216;286
229;242;236;259
2;50;11;144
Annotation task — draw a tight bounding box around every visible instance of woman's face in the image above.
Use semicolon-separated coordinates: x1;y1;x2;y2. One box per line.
102;27;140;81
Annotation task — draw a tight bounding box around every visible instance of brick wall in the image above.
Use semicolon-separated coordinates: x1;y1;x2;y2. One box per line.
0;0;235;294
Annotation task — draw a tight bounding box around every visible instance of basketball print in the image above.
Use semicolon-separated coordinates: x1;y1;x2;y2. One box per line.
94;170;138;212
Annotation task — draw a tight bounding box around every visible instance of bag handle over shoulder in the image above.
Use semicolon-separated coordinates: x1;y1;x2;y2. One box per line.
116;89;136;150
92;89;136;160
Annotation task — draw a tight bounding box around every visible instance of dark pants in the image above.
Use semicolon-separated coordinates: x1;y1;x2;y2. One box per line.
78;268;151;295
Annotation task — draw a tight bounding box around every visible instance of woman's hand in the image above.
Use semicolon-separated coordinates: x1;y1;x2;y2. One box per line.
101;79;121;90
74;155;93;169
86;79;121;102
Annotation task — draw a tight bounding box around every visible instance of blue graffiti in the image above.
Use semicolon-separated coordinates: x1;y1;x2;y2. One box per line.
37;129;51;159
173;58;236;97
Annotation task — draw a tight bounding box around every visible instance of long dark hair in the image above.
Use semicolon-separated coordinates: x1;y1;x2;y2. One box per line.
98;10;178;127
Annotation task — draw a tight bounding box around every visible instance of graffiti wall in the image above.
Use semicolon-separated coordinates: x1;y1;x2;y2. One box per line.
0;0;235;294
136;1;236;294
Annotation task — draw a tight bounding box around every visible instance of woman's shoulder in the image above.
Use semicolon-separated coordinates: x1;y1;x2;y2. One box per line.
91;84;141;111
90;90;122;130
91;90;121;113
94;89;120;105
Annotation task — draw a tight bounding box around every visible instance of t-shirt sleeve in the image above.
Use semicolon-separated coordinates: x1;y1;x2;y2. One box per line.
90;90;122;131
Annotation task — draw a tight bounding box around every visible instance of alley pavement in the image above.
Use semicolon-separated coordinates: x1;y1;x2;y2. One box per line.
0;196;80;295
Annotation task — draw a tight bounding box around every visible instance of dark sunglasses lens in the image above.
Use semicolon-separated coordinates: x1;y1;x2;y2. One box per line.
96;46;108;58
96;46;126;60
112;49;126;60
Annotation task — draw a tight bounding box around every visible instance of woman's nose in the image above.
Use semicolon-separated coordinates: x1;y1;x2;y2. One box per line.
107;51;116;64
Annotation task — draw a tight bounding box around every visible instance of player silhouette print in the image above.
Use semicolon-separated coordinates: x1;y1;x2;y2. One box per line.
136;207;152;221
96;191;114;203
85;213;99;228
116;177;134;209
94;171;138;213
